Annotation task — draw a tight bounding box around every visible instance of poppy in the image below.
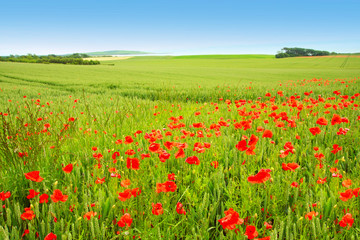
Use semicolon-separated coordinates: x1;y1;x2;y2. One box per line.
152;203;164;215
305;211;318;220
248;169;271;184
156;181;177;193
44;232;57;240
339;213;354;228
176;202;186;215
309;127;321;135
149;143;161;153
331;144;342;154
121;179;131;188
51;189;68;203
218;208;243;230
27;189;40;199
244;225;258;239
342;179;352;188
316;117;328;126
24;171;43;182
340;189;353;202
62;163;73;173
117;213;133;228
282;163;300;171
39;193;49;203
126;157;140;170
21;207;35;220
317;177;327;184
185;156;200;165
95;177;106;184
0;191;11;201
262;130;273;138
83;211;97;220
235;140;248;151
331;114;342;125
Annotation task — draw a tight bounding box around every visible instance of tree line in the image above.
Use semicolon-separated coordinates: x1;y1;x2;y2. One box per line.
275;47;337;58
0;53;100;65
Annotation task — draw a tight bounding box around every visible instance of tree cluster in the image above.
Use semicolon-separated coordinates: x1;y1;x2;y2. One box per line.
275;47;334;58
0;53;100;65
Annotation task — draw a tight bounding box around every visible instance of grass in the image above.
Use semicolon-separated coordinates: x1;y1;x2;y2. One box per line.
0;55;360;239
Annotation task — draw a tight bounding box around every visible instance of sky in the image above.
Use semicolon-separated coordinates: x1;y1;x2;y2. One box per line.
1;0;359;55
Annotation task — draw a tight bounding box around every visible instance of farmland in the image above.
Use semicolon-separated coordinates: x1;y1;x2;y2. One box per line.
0;55;360;239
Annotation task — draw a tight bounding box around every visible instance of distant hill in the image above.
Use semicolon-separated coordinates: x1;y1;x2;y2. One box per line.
84;50;150;56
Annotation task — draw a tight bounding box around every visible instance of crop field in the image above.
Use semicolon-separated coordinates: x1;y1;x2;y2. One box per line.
0;55;360;239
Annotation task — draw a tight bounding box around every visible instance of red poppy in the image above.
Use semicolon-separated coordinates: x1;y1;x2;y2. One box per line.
156;181;177;193
21;207;35;220
339;213;354;228
176;202;186;215
39;193;49;203
211;161;219;169
62;163;73;173
340;189;353;202
316;117;328;126
124;136;134;144
118;189;133;201
27;189;40;199
331;114;342;125
244;225;258;239
152;203;164;215
218;208;243;230
331;144;342;154
236;140;248;151
309;127;321;135
149;143;161;153
317;177;327;184
168;173;176;181
282;163;300;171
24;171;44;182
0;191;11;201
305;211;318;220
117;213;133;228
44;232;57;240
121;179;131;188
175;148;185;159
126;157;140;170
51;189;68;203
95;177;106;184
83;211;97;220
248;169;271;184
342;179;352;188
262;130;273;138
185;156;200;165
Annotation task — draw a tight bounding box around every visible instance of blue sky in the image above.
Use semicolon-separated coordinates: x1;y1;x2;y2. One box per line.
1;0;359;55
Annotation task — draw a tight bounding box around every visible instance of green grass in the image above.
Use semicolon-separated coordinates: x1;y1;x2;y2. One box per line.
0;55;360;239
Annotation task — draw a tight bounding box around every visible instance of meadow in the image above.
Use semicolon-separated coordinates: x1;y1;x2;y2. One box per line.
0;55;360;239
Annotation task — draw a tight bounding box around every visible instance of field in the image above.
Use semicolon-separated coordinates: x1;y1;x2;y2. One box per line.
0;55;360;239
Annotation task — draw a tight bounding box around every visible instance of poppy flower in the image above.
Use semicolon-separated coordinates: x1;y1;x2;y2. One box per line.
340;189;353;202
51;189;68;203
152;203;164;215
21;207;35;220
83;211;97;220
339;213;354;228
282;163;300;171
118;189;133;201
309;127;321;135
62;163;73;173
121;179;131;188
218;208;243;230
262;130;273;138
291;182;299;188
126;157;140;170
95;177;106;184
236;140;248;151
168;173;176;180
264;222;273;229
0;191;11;201
244;225;258;239
342;179;352;188
331;114;342;125
305;211;318;220
175;148;185;159
317;177;327;184
248;169;271;184
211;161;219;169
316;117;328;126
27;189;40;199
24;171;44;182
156;181;177;193
185;156;200;165
117;213;133;228
149;143;161;153
176;202;186;215
44;232;57;240
331;144;342;154
124;136;134;144
39;193;49;203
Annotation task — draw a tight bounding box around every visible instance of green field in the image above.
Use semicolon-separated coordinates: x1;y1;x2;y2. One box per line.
0;55;360;239
0;55;359;102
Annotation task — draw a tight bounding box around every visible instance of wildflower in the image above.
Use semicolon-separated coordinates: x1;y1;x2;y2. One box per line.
152;203;164;215
44;232;57;240
176;202;186;215
24;171;43;182
39;193;49;203
339;213;354;228
248;169;271;184
84;211;97;220
62;163;73;173
218;208;243;230
51;189;68;203
21;207;35;220
117;213;133;228
305;211;318;220
185;156;200;165
244;225;258;239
